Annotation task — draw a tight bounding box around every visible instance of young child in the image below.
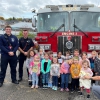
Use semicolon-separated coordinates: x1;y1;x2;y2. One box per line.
79;60;93;98
48;51;53;88
94;51;100;85
48;51;53;61
68;59;73;90
38;48;45;88
38;48;45;62
79;52;90;67
94;51;100;76
57;51;64;64
60;59;73;92
73;49;81;60
50;57;60;90
41;53;51;89
29;55;40;89
89;50;97;70
57;51;63;88
70;57;81;93
64;51;73;60
89;50;97;83
26;50;35;85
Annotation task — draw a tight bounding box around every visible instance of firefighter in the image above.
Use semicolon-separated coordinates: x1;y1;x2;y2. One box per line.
18;29;34;82
0;26;19;87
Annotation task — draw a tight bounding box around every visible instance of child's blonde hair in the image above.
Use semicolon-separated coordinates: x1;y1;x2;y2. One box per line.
34;54;40;62
73;56;79;61
73;49;79;53
52;57;58;64
82;60;90;68
39;48;45;53
91;50;97;55
67;58;73;64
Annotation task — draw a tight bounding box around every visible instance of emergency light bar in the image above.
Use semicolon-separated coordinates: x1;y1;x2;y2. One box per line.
45;4;95;11
46;5;59;11
66;4;73;7
46;4;94;8
80;4;94;10
51;6;59;11
80;4;94;7
80;7;89;10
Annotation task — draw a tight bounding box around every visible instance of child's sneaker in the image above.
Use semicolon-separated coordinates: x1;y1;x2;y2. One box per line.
79;92;83;95
31;85;34;89
45;85;48;88
65;88;69;92
28;80;32;82
43;85;48;89
52;86;55;90
50;83;52;88
48;83;50;88
35;85;38;89
76;88;80;92
54;87;57;91
29;81;32;86
60;88;64;92
71;89;74;93
42;85;45;89
43;85;45;87
87;94;90;98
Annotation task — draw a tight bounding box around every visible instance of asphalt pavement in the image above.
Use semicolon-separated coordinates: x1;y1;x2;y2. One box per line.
0;62;99;100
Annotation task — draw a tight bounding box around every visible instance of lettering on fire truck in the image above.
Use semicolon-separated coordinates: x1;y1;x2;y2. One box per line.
62;32;77;35
62;6;77;11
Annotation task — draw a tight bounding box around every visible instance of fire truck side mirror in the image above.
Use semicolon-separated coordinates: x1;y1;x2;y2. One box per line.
31;8;36;13
32;17;36;27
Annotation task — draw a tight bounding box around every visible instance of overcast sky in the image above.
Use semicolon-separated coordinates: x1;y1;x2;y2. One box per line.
0;0;100;18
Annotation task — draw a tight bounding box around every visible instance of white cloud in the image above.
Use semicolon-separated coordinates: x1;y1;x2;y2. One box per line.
0;0;100;18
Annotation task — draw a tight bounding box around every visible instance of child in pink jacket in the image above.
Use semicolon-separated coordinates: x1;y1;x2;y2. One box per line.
60;59;73;92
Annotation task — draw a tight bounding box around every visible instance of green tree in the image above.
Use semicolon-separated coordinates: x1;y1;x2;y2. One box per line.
13;17;16;20
6;18;13;20
0;16;4;20
17;18;22;21
16;31;36;39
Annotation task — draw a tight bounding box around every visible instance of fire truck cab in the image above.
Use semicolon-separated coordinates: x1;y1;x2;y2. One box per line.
32;4;100;55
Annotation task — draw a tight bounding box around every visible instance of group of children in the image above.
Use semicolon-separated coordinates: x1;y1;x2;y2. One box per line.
25;49;100;98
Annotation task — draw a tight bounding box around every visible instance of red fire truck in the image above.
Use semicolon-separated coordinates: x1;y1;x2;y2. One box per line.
32;4;100;55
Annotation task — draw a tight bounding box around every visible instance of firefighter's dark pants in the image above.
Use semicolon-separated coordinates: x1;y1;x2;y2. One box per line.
18;54;26;78
0;55;17;83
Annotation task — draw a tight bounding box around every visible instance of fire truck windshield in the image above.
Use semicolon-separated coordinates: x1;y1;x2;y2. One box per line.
37;11;100;33
70;11;100;32
37;12;69;32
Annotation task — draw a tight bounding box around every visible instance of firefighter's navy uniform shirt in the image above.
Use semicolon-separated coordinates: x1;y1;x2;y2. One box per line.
0;34;18;83
19;37;34;55
0;34;18;56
